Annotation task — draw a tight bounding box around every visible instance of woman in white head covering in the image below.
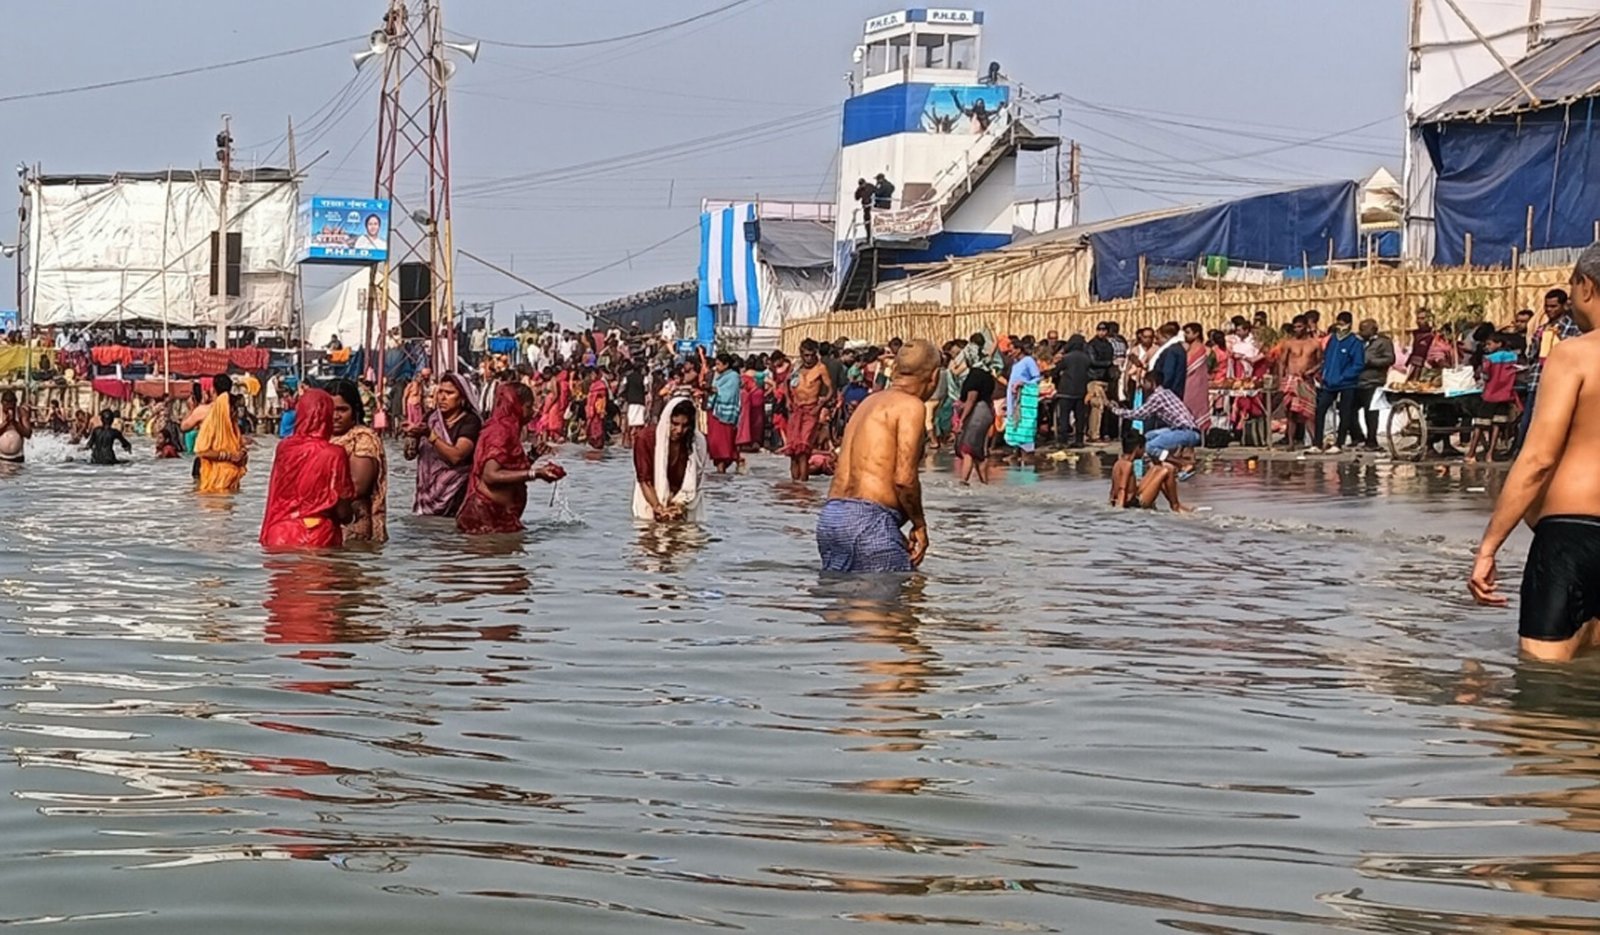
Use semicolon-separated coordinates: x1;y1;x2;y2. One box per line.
631;394;706;522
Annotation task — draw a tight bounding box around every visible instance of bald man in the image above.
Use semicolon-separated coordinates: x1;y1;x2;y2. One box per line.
816;339;940;573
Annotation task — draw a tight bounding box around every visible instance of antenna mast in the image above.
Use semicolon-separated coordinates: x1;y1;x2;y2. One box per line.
365;0;473;395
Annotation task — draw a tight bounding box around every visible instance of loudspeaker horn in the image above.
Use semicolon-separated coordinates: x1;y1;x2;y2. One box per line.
442;39;480;62
352;29;389;70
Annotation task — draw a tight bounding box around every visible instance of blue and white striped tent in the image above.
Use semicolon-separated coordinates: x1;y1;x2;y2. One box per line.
697;202;762;346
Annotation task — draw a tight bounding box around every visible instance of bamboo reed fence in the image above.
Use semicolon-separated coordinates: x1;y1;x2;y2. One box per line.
779;263;1571;353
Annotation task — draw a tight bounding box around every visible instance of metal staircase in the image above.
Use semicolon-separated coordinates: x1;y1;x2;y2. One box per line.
832;106;1058;310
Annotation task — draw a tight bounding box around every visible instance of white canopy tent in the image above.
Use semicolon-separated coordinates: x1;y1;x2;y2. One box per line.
23;168;299;330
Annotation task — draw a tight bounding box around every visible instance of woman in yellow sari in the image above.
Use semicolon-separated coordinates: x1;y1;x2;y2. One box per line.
194;374;247;493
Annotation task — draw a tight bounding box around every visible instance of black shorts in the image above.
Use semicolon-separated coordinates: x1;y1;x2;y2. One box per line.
1520;515;1600;642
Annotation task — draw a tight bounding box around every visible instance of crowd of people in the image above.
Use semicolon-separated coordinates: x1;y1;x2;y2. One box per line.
7;259;1600;666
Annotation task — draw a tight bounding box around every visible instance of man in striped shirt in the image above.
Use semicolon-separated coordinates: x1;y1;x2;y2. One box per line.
1112;374;1200;461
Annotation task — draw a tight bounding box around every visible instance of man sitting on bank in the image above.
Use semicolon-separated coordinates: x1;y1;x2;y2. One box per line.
1471;243;1600;661
815;339;940;573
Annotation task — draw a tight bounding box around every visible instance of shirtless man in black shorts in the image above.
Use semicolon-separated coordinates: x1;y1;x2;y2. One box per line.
1471;243;1600;661
1109;431;1186;512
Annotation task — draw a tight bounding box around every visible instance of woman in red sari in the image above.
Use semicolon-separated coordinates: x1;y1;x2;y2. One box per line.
259;389;355;550
736;362;766;452
585;369;610;449
539;368;569;443
457;382;564;535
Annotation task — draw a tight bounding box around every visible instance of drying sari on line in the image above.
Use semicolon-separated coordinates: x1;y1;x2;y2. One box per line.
194;393;246;494
457;383;533;535
259;389;355;550
413;373;479;517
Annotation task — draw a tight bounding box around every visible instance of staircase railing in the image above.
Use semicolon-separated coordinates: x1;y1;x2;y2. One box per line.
858;104;1019;243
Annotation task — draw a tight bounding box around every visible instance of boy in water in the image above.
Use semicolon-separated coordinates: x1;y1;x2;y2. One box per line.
1109;431;1189;512
84;409;132;465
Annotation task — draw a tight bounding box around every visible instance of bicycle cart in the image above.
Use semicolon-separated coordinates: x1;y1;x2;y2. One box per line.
1379;387;1479;461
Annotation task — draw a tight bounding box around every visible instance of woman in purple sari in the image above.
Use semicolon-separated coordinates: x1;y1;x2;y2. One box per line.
402;372;482;517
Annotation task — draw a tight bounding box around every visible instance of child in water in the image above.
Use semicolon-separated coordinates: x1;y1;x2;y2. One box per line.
155;421;183;458
84;409;132;465
1109;431;1188;512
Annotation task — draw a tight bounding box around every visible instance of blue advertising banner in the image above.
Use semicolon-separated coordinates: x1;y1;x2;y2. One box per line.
842;83;1010;146
299;196;391;264
0;309;17;332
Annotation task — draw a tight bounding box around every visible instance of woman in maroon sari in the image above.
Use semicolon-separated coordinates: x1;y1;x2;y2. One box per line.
259;389;355;550
457;382;564;535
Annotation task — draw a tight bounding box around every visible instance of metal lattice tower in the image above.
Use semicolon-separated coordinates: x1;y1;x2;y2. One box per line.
362;0;471;389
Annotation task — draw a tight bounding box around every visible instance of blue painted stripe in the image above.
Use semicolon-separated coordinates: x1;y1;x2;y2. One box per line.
843;84;928;146
697;212;712;306
744;203;762;327
697;212;714;344
719;206;737;305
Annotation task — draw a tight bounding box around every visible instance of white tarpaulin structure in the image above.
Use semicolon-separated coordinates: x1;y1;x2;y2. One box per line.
23;168;299;329
302;268;396;350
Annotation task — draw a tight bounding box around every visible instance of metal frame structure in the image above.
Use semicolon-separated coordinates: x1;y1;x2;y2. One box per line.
366;0;460;398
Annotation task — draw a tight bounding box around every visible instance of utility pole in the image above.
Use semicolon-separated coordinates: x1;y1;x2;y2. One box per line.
213;114;233;349
1068;140;1081;228
1053;141;1063;230
288;115;306;380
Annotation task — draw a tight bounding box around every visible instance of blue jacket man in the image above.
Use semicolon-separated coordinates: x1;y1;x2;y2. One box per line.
1314;311;1366;450
1322;327;1365;390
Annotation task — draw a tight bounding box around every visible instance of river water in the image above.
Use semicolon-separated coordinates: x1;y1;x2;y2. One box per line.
3;437;1599;933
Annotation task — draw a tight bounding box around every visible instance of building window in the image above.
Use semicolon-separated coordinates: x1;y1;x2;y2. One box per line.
209;231;242;297
714;303;740;328
865;40;889;77
918;32;948;68
949;35;976;71
888;34;912;72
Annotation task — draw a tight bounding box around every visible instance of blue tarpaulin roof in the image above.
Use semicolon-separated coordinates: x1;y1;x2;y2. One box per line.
1425;22;1600;122
1424;106;1600;266
1086;181;1360;301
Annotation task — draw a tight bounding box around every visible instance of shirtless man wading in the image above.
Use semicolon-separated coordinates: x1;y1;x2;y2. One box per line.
0;391;33;463
1471;244;1600;661
786;339;833;482
815;339;939;573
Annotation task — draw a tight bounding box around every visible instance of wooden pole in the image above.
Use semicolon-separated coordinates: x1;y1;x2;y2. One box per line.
1068;140;1081;227
1464;231;1473;267
1510;246;1521;318
1525;205;1535;252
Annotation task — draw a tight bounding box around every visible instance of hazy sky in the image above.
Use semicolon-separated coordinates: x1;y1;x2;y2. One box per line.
0;0;1406;322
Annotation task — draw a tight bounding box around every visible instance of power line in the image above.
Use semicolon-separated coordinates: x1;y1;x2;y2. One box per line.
0;35;360;106
452;104;838;199
455;0;759;50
